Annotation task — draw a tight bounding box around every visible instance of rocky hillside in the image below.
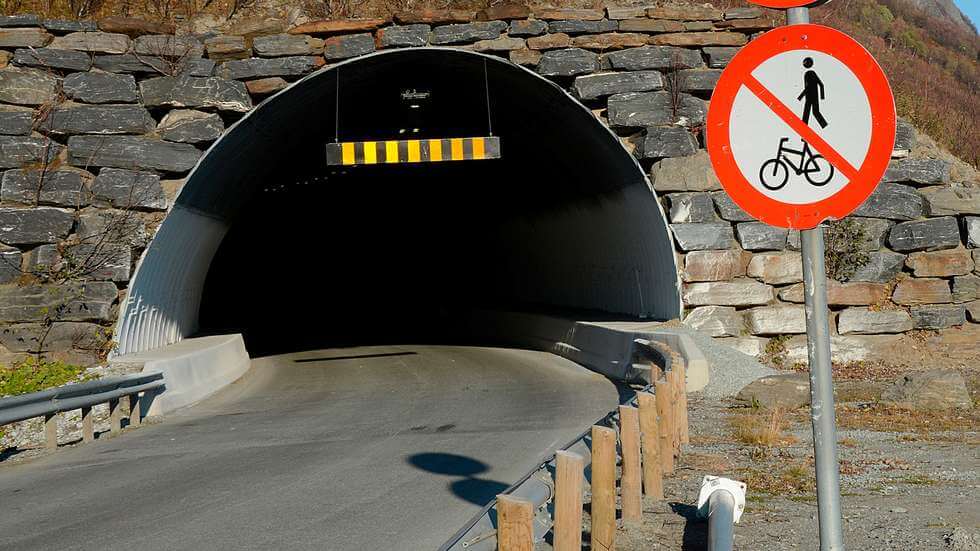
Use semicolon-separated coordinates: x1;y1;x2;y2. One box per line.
901;0;975;33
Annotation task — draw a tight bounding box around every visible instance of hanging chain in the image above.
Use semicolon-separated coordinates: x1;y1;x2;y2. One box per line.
334;67;341;143
483;58;493;136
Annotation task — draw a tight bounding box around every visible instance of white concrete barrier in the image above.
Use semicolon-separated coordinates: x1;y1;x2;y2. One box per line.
110;334;250;416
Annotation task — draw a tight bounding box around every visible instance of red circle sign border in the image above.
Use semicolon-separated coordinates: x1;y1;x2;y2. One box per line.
706;24;896;230
747;0;830;8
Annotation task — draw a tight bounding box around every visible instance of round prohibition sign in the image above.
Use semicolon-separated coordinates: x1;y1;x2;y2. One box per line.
747;0;831;8
706;24;895;229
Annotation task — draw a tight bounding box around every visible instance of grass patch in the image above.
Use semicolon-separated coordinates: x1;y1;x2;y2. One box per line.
739;461;816;497
0;357;87;397
837;403;979;435
899;474;937;486
729;407;798;448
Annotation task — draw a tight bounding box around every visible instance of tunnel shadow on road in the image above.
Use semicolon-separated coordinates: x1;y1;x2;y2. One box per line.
408;452;510;506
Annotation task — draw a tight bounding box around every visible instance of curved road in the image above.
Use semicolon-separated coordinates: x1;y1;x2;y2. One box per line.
0;345;618;550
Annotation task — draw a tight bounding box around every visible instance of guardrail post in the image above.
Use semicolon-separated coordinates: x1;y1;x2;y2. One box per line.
81;406;94;443
678;362;690;446
590;425;617;551
637;392;663;499
496;494;534;551
619;405;642;523
553;450;584;551
128;394;141;427
109;398;121;434
44;412;58;450
670;370;682;452
654;380;674;473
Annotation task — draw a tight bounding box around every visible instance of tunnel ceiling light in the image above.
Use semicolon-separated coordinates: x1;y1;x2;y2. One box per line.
325;136;500;167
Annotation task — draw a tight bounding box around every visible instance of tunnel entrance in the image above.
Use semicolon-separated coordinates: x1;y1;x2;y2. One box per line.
117;48;680;357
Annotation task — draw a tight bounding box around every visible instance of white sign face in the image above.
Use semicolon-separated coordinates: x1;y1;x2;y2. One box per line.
729;50;872;205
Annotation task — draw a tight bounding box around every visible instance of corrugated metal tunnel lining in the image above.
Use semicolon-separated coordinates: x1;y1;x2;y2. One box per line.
117;48;681;356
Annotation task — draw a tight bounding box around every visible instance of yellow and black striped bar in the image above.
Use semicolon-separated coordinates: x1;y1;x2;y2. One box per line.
325;136;500;166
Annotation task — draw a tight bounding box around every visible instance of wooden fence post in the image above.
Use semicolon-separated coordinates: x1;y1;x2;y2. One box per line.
553;450;584;551
81;406;94;443
128;393;141;428
591;425;617;551
619;406;642;523
654;380;673;474
497;495;534;551
678;363;690;446
669;370;681;452
44;412;58;450
637;392;663;499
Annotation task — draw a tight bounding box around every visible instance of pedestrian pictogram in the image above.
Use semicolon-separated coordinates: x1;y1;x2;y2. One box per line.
706;24;896;229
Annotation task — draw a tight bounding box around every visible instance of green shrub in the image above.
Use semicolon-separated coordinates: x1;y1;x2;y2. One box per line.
0;357;87;397
824;219;870;282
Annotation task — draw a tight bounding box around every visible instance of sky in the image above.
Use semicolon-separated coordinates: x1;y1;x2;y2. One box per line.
953;0;980;30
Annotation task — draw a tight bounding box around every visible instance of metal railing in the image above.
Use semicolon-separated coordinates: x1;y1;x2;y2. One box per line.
0;372;165;449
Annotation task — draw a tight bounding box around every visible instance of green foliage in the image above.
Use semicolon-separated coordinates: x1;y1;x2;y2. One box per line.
0;357;87;397
860;3;894;36
824;219;870;282
763;335;791;369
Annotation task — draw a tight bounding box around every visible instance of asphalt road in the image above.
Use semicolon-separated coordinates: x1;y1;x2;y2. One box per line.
0;345;619;550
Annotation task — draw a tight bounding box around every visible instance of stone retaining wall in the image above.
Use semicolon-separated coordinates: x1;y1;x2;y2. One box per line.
0;3;976;367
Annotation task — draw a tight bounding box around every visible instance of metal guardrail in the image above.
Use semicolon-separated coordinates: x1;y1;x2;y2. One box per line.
0;372;165;449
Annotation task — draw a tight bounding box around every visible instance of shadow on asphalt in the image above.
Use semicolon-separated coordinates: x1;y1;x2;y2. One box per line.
670;502;708;550
408;452;510;506
292;351;418;363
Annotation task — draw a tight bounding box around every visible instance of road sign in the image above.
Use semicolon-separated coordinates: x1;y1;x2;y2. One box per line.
706;24;895;229
747;0;831;8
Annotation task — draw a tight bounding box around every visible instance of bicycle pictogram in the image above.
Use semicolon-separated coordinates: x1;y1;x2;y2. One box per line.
758;137;835;190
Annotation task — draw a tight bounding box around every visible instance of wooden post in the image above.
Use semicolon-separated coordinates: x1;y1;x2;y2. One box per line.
109;398;121;434
81;406;94;443
619;406;642;523
654;380;673;474
591;425;617;551
553;450;584;551
637;392;663;499
677;363;690;446
44;412;58;450
128;393;141;428
669;370;681;452
496;495;534;551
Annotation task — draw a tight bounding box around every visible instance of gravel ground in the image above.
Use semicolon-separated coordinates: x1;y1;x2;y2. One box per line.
675;328;776;399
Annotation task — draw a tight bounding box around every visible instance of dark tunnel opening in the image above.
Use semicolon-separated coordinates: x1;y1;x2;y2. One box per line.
121;48;680;357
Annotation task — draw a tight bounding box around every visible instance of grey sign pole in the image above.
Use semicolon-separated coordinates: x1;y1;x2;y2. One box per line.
787;6;846;551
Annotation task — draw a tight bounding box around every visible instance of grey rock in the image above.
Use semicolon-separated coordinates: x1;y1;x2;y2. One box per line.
93;53;167;73
157;109;223;144
0;15;40;27
77;209;147;247
0;106;35;136
945;527;980;550
633;126;697;159
12;47;92;70
910;304;966;330
0;249;21;283
604;45;702;70
849;250;906;282
430;21;507;44
888;216;960;252
837;308;913;335
63;72;138;103
204;35;250;61
683;280;774;307
68;135;202;173
736;222;788;251
683;305;741;337
744;305;806;335
882;369;972;410
667;192;719;223
0;281;117;322
572;71;663;100
922;185;980;216
850;217;894;250
725;7;764;19
322;33;375;60
671;223;735;251
46;104;156;135
884;158;950;185
182;58;215;77
1;168;93;207
140;75;252;112
508;20;547;37
966;217;980;248
952;274;980;303
650;151;721;192
679;68;722;93
703;46;738;68
216;56;321;80
133;34;204;57
0;207;74;245
546;19;617;34
747;252;803;285
0;321;106;352
0;135;63;168
377;24;430;47
0;27;52;48
0;67;58;106
711;191;753;222
851;183;924;220
253;34;323;56
736;373;810;409
894;118;915;151
536;48;598;76
607;91;706;127
92;168;166;209
682;249;749;282
43;19;98;33
49;32;130;54
27;242;130;282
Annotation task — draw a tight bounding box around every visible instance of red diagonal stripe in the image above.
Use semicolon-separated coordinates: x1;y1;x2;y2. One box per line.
743;74;861;182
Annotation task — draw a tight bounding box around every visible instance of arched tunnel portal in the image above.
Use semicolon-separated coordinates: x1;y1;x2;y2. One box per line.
116;48;681;357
